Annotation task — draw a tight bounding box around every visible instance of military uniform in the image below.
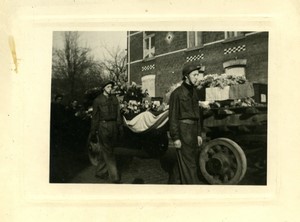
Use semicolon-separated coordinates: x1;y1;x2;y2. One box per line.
91;92;121;182
169;81;202;184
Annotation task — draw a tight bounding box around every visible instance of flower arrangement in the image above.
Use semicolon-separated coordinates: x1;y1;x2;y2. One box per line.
120;97;168;120
116;82;169;119
84;82;169;120
116;82;149;119
115;82;148;102
198;74;247;89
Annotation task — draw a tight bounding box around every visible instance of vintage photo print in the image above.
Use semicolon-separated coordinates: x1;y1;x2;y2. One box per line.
50;31;268;185
4;0;300;220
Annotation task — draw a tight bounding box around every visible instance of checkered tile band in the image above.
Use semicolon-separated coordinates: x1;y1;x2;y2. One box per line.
186;54;204;62
142;64;155;71
224;45;246;55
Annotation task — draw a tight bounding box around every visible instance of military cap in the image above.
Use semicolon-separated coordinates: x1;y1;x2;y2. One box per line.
101;80;115;88
182;63;201;77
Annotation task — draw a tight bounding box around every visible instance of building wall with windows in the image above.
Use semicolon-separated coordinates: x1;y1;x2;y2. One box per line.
127;31;268;97
129;32;143;61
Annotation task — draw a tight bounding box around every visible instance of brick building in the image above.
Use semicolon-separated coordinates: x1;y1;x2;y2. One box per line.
127;31;268;99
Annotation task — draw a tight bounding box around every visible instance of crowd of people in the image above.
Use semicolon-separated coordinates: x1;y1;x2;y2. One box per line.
50;95;91;182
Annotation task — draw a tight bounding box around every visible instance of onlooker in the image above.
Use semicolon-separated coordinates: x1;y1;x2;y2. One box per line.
50;94;68;146
50;94;68;182
65;100;80;117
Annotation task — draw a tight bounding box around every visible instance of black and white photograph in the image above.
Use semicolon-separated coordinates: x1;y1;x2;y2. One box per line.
50;31;268;185
3;0;300;221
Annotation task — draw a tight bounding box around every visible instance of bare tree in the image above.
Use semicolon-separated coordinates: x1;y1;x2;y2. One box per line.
52;32;104;100
101;46;127;85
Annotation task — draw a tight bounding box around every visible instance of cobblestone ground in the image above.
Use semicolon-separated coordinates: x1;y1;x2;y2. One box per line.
52;142;267;185
68;147;266;185
50;116;266;185
70;156;170;184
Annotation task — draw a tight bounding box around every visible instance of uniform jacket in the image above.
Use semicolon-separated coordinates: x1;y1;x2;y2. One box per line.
169;82;201;141
90;93;121;133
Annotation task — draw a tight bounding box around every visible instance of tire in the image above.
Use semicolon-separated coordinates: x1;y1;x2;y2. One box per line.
199;138;247;185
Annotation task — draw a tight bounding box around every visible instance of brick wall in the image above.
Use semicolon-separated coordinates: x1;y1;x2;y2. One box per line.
155;31;187;55
129;33;143;62
130;54;185;96
244;32;268;83
155;52;186;95
130;62;143;85
202;32;224;44
184;32;269;83
129;31;268;97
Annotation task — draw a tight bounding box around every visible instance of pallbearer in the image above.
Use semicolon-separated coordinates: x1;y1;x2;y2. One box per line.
90;80;122;183
169;63;203;184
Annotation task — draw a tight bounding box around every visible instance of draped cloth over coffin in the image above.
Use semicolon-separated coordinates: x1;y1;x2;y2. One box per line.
123;110;169;133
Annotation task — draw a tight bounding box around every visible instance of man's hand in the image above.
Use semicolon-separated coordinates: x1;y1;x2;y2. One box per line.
197;136;203;147
174;139;182;149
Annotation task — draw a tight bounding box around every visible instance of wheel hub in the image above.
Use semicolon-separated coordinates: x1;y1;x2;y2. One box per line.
206;152;231;175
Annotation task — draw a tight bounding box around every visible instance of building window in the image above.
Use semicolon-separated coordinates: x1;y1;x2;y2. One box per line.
187;31;203;48
141;75;156;97
225;67;246;77
143;32;155;59
223;59;247;77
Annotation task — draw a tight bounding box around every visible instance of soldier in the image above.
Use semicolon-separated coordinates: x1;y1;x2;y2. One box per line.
169;63;203;184
90;80;122;183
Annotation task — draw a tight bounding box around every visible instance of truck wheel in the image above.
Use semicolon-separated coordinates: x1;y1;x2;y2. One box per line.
199;138;247;185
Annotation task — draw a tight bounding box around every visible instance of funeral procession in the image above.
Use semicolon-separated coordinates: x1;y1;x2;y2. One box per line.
50;31;268;185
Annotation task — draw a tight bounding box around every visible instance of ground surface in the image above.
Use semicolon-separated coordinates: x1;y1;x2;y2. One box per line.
50;143;267;185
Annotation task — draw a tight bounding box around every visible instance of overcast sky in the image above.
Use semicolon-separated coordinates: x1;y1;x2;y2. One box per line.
52;31;127;61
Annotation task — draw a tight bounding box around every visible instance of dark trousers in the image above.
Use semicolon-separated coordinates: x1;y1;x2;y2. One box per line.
177;121;199;184
96;121;120;182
